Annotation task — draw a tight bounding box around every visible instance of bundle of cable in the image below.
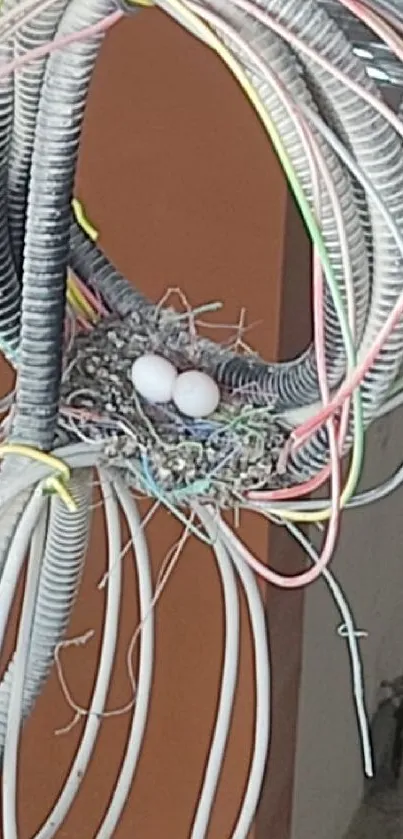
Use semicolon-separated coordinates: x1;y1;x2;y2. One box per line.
2;1;403;836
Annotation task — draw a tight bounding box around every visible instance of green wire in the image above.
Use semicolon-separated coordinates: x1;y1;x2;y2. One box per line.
152;0;365;506
244;87;365;506
2;0;365;509
200;4;365;503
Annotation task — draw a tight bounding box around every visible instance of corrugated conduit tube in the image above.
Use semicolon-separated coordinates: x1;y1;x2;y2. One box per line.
0;469;93;759
11;0;118;452
201;0;371;409
214;0;403;481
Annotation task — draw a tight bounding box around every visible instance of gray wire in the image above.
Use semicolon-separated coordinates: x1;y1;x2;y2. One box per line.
0;489;45;656
283;519;373;777
264;457;403;513
0;0;21;361
191;504;240;839
0;471;92;760
212;510;271;839
2;497;47;839
8;0;69;275
95;476;154;839
35;470;122;839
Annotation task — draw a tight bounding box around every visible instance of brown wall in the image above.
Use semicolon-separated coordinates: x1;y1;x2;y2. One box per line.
0;10;307;838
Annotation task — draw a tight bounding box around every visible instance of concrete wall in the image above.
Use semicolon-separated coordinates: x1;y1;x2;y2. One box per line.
291;408;403;839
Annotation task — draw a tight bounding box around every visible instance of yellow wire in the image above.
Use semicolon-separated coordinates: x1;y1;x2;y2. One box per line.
143;0;359;525
67;272;98;322
66;280;84;314
0;444;77;512
72;198;99;242
67;199;100;321
265;458;357;524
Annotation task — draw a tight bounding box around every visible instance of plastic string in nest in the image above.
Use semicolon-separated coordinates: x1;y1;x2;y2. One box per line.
60;301;291;508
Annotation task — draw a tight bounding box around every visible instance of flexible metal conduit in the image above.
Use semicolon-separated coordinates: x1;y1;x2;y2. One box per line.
0;0;21;360
204;0;371;408
206;0;403;480
5;0;403;474
0;469;93;757
11;0;117;451
66;0;403;483
8;0;70;276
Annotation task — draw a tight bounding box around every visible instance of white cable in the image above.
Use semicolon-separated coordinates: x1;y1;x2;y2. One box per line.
95;475;154;839
2;499;49;839
284;520;373;778
205;510;271;839
0;489;45;655
191;504;240;839
34;469;123;839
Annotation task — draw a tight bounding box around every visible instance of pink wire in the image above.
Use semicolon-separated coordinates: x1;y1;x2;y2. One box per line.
294;293;403;444
0;0;64;43
248;465;331;501
310;242;341;584
71;273;109;317
0;0;52;30
190;0;344;587
217;511;334;590
231;0;403;141
231;0;403;456
0;9;122;81
337;0;403;61
186;2;347;522
232;127;341;589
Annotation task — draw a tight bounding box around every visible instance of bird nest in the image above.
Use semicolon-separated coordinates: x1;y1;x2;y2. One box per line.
61;305;291;507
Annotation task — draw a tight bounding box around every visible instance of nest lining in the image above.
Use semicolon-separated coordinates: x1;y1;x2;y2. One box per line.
61;308;292;506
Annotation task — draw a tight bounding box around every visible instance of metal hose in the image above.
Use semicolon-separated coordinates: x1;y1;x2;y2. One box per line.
11;0;117;452
203;0;371;407
226;0;403;480
5;0;403;483
0;0;21;361
8;0;70;276
0;469;92;757
69;217;153;317
69;0;403;483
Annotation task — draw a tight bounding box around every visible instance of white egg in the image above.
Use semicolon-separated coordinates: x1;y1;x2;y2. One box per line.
131;353;178;404
173;370;220;418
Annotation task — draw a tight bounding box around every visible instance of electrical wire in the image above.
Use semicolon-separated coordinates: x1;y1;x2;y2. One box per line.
2;501;48;839
183;0;350;593
2;1;403;836
191;505;240;839
201;509;271;839
231;0;403;426
34;470;122;839
0;490;45;653
0;0;394;502
0;0;400;498
257;456;403;513
95;476;154;839
283;520;373;778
